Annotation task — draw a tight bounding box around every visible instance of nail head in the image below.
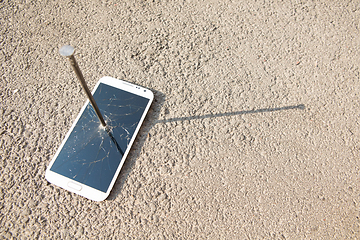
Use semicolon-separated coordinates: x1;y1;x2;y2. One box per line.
59;45;75;57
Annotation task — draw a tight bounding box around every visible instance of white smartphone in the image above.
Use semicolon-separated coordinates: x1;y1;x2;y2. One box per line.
45;76;154;201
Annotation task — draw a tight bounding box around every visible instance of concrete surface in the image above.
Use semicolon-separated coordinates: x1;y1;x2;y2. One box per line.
1;0;360;239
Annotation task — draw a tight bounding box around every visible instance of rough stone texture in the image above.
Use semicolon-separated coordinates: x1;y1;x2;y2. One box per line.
1;0;359;239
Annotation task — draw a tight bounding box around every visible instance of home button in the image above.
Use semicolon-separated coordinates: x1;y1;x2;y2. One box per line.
67;182;82;191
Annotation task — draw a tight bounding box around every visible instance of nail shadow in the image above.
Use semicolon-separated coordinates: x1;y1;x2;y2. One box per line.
156;104;305;124
107;103;305;201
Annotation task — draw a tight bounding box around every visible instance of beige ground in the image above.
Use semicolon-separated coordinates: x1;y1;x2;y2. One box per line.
1;0;360;239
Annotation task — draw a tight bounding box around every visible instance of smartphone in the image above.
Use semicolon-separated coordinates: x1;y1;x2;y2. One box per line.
45;76;154;201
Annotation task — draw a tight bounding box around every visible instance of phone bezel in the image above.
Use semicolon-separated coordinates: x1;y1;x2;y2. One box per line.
45;76;154;201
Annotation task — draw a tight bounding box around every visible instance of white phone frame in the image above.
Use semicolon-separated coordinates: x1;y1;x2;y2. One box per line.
45;76;154;201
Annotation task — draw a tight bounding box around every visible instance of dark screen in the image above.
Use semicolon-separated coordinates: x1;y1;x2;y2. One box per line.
50;83;149;192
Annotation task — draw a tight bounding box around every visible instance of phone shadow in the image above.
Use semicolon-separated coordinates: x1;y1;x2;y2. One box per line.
107;101;305;201
107;88;166;201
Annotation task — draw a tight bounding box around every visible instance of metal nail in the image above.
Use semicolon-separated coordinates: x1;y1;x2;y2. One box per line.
59;45;107;127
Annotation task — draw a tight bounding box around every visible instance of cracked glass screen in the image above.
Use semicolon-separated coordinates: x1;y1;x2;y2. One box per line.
50;83;149;192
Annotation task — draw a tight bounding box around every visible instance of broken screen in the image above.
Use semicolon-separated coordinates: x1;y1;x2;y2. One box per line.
50;83;150;192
